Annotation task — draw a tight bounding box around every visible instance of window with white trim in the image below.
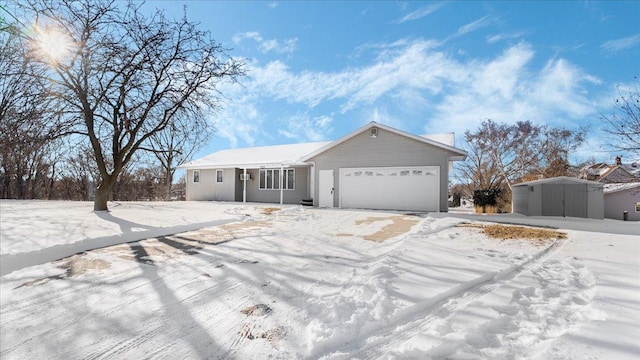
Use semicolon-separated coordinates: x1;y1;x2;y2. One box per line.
193;170;200;183
259;168;294;190
216;170;223;183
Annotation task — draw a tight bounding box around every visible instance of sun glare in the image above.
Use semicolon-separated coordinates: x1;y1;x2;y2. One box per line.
34;24;72;64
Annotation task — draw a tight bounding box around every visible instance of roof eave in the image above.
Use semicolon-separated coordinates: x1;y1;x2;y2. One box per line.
301;121;467;161
513;176;603;187
178;161;312;170
449;155;467;161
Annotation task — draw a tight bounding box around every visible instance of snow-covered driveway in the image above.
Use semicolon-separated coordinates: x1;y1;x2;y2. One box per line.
0;201;638;359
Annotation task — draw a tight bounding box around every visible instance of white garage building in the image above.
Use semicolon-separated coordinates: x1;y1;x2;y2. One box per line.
180;122;467;212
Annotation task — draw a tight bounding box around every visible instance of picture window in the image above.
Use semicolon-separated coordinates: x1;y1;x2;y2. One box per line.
259;169;294;190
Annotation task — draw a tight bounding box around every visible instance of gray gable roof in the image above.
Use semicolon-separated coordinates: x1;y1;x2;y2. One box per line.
180;122;467;170
301;121;467;161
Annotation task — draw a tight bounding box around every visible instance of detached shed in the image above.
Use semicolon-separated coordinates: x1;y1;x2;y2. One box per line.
512;177;603;219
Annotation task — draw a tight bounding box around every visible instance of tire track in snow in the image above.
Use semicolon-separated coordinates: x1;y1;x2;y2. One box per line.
315;236;566;359
0;256;138;318
2;272;236;360
1;249;241;360
419;258;600;359
80;276;247;360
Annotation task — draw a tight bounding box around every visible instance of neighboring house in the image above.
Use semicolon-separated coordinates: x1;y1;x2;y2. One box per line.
603;182;640;221
179;122;467;212
579;157;639;184
577;156;640;221
512;176;604;219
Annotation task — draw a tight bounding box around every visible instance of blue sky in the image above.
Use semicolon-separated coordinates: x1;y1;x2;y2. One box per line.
147;1;638;164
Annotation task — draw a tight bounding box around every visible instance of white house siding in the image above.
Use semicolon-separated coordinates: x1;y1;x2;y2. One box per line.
185;167;309;204
307;127;455;212
185;169;236;201
604;188;640;221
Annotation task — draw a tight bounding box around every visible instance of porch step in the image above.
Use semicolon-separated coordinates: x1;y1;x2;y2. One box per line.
300;198;313;206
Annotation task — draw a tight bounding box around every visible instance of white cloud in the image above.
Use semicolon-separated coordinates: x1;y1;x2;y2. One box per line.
396;2;445;23
232;31;298;55
350;39;411;60
267;2;278;9
211;81;263;148
246;40;456;112
215;38;602;149
278;114;333;142
601;34;640;52
486;31;525;44
231;31;261;44
427;43;600;137
456;15;494;36
368;107;404;129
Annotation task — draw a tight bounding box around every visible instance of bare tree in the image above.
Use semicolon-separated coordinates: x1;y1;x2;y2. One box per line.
22;0;244;210
601;77;640;158
0;19;67;199
457;131;502;193
459;119;586;212
537;126;586;178
146;112;213;200
461;120;542;191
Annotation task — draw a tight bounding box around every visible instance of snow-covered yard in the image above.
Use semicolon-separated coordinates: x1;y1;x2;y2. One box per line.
0;200;638;359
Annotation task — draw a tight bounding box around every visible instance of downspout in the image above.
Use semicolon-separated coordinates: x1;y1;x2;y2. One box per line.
279;164;284;205
243;168;247;203
308;161;316;203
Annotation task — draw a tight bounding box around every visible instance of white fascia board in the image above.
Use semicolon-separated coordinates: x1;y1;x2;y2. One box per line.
179;162;312;170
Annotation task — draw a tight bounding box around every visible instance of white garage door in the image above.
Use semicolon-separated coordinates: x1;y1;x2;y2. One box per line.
339;166;440;211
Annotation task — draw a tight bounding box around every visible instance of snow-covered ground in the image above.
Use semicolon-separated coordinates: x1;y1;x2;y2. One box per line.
0;200;638;359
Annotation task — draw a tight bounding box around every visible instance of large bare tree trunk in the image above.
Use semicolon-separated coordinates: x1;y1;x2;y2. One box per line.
94;177;115;211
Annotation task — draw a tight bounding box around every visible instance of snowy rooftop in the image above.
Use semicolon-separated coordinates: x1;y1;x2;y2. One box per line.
421;133;455;147
179;141;332;169
514;176;603;187
603;182;640;194
622;163;640;176
180;133;457;170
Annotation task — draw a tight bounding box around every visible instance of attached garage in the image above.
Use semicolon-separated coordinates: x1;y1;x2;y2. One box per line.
303;122;467;212
339;166;440;211
512;176;604;219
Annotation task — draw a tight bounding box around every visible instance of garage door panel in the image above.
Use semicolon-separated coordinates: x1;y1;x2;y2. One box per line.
339;166;439;211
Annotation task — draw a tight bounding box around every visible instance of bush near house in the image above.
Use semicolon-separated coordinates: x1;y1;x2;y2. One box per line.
473;188;501;214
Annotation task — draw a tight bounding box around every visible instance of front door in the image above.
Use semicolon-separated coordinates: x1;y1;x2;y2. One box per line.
318;170;334;208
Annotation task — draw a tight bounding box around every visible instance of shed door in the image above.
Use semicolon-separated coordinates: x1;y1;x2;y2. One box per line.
542;184;564;216
564;184;587;218
542;184;588;218
339;166;439;211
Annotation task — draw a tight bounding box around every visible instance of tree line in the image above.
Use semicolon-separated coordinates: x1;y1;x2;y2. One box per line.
1;0;244;209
